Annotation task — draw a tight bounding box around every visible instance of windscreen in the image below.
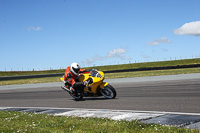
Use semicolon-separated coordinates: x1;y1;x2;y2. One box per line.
90;70;102;78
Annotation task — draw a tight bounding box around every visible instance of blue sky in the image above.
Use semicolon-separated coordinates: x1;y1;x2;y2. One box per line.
0;0;200;71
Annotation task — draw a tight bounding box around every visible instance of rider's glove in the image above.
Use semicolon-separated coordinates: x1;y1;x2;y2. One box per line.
64;80;68;86
83;81;88;86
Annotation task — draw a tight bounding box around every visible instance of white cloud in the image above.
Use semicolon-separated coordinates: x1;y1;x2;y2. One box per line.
173;21;200;36
28;26;42;31
82;48;128;65
107;48;126;59
146;37;171;46
94;54;104;61
81;58;93;65
141;54;150;58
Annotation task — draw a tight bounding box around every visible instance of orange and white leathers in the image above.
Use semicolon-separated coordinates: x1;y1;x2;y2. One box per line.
64;66;89;91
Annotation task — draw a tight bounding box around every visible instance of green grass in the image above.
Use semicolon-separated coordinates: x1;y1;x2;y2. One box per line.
0;111;199;133
0;58;200;86
105;67;200;79
1;67;200;86
0;70;64;77
1;58;200;77
86;58;200;71
0;76;61;86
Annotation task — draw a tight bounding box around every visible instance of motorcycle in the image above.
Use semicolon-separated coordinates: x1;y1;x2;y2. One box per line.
60;69;117;100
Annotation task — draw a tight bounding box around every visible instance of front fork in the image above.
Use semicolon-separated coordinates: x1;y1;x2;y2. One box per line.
99;82;109;89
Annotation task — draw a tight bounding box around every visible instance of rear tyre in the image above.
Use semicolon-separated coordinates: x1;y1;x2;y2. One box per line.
69;91;83;100
100;84;116;99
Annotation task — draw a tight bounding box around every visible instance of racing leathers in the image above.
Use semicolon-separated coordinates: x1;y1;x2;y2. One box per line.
64;66;90;92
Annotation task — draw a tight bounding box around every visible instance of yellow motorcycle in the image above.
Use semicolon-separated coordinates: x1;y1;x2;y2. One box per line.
60;69;116;100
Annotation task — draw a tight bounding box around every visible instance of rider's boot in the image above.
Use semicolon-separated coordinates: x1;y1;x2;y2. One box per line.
61;86;71;93
71;88;76;94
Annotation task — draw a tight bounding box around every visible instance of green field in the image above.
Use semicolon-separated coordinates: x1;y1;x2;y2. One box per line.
0;111;199;133
0;58;200;85
1;67;200;86
87;58;200;71
1;58;200;77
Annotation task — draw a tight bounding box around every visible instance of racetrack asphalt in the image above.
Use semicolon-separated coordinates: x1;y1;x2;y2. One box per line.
1;73;200;129
0;73;200;113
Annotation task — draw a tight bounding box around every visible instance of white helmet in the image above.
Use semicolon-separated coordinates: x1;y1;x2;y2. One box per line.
70;62;80;75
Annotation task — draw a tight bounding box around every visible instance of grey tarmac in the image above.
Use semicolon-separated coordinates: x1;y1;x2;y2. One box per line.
0;73;200;129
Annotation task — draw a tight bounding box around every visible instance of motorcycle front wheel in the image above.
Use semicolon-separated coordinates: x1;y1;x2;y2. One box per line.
100;84;116;99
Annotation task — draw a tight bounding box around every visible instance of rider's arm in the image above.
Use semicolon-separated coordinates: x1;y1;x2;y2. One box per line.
79;69;90;74
64;72;74;88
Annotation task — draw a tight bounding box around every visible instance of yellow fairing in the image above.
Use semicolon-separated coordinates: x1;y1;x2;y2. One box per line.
60;77;64;81
99;82;108;88
60;71;107;94
80;71;106;94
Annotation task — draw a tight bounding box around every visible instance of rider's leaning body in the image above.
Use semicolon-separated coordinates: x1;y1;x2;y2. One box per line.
64;63;90;92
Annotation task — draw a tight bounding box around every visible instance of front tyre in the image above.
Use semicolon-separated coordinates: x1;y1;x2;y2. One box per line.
100;84;116;99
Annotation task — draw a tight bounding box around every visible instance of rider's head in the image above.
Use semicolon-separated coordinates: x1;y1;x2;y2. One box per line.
70;62;80;75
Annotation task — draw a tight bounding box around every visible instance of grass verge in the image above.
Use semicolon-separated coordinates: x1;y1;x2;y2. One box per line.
105;67;200;79
87;58;200;71
1;58;200;77
0;76;61;86
0;111;199;133
1;67;200;86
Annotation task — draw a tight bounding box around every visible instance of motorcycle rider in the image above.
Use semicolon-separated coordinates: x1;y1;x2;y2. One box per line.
62;62;91;93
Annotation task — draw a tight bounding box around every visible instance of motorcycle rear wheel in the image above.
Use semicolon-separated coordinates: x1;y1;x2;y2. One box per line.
100;84;116;99
69;92;83;100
